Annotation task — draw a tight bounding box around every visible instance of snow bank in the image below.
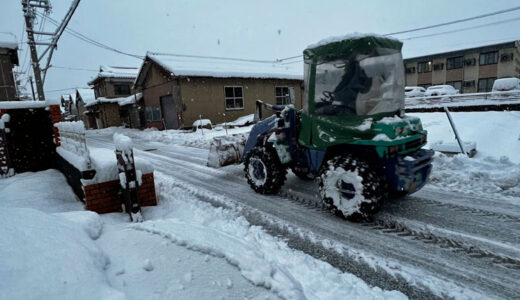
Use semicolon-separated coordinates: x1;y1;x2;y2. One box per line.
429;153;520;203
0;169;83;212
0;207;124;300
56;210;104;240
135;174;406;300
54;120;85;133
90;125;254;150
410;111;520;163
225;114;254;127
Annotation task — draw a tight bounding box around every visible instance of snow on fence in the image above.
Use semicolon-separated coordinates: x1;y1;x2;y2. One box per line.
54;121;92;171
0;114;14;178
406;90;520;108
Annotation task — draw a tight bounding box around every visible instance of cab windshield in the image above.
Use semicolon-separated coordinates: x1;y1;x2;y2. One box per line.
311;49;405;116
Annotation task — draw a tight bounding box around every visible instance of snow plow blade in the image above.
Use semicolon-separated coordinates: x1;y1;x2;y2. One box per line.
207;134;247;168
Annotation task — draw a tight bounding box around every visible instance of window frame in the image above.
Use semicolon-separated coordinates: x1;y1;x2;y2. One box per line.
417;61;432;73
446;81;462;93
114;84;131;96
224;86;244;110
479;51;498;66
477;77;496;93
275;86;291;105
145;106;162;121
446;56;463;70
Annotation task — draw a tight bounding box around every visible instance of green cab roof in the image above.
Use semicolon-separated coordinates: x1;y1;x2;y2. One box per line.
304;34;402;61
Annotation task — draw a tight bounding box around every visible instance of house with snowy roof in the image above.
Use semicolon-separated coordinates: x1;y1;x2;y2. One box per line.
75;88;97;128
133;52;304;130
0;33;20;101
60;94;77;121
80;66;144;129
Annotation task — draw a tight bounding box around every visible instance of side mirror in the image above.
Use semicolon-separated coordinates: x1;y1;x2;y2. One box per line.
288;87;295;105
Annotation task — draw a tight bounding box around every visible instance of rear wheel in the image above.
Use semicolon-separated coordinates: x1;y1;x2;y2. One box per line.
244;146;287;194
319;156;385;221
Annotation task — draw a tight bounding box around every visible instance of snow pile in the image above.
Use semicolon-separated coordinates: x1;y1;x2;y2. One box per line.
492;78;520;91
54;120;86;133
0;113;10;130
114;133;133;154
85;147;153;184
0;32;18;49
0;208;124;300
135;174;406;300
429;153;520;202
192;119;212;129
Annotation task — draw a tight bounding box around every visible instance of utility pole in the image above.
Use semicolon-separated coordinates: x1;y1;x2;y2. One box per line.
21;0;81;101
28;76;36;100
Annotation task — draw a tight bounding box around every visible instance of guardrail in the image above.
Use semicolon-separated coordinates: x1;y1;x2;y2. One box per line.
406;90;520;107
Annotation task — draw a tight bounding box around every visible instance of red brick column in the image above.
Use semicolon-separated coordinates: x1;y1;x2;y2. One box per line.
84;172;158;214
48;105;62;146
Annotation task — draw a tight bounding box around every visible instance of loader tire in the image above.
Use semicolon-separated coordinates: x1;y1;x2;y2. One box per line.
245;146;287;194
319;156;385;221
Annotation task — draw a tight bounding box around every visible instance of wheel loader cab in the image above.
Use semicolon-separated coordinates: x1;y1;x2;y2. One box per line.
298;35;407;151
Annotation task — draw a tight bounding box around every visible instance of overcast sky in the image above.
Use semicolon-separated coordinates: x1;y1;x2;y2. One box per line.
1;0;519;99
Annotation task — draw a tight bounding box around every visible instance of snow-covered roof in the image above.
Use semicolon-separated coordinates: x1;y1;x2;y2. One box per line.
87;65;139;85
85;93;142;108
76;88;96;105
145;52;303;81
0;32;18;50
0;99;60;109
305;33;400;50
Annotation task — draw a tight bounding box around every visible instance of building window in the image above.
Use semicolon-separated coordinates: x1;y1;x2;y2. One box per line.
114;84;131;96
479;51;498;66
145;106;161;121
446;81;462;92
478;78;495;93
224;86;244;110
405;67;416;74
417;61;432;73
446;56;463;70
275;86;291;105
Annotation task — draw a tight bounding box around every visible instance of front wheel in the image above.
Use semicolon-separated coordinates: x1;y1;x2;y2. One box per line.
244;146;287;194
319;156;385;221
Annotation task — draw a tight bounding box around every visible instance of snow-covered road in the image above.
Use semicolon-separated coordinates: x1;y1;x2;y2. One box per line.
87;131;520;300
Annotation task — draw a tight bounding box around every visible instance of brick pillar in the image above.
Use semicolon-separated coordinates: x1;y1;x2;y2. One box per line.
49;105;62;146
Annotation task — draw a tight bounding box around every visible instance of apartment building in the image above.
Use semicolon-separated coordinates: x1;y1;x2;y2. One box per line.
404;41;520;93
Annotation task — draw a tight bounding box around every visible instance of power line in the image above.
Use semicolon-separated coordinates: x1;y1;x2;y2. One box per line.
37;11;143;59
275;5;520;62
385;6;520;36
51;65;98;72
45;86;87;93
147;51;277;64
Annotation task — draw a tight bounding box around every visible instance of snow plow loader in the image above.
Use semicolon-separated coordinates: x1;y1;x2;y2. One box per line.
209;34;434;220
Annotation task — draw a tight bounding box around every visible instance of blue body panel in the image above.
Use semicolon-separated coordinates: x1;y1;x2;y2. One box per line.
241;115;278;163
385;149;434;194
